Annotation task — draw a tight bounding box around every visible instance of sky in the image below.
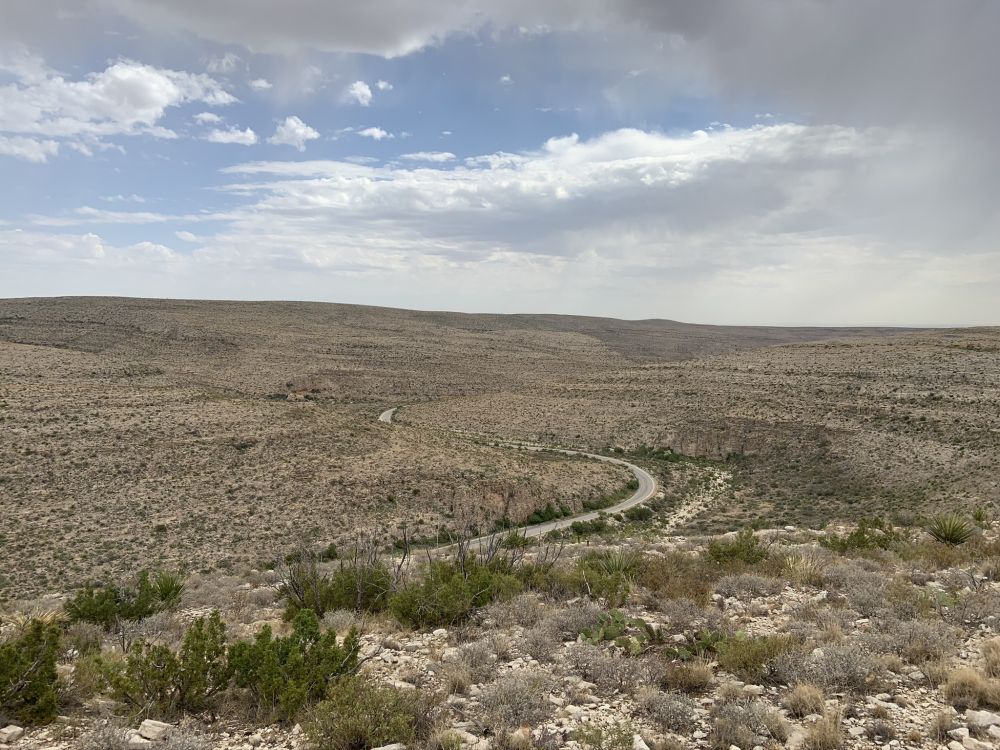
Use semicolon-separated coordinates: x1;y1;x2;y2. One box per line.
1;1;998;326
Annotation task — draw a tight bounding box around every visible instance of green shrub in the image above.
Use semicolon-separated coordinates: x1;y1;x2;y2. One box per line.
65;570;185;635
716;634;800;682
927;514;976;546
229;609;360;723
706;529;768;566
819;517;904;554
324;563;393;614
389;559;520;629
0;618;61;725
305;675;433;750
105;611;231;717
624;505;654;522
281;555;392;619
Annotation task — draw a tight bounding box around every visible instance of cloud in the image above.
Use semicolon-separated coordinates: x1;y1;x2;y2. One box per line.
175;230;198;242
0;134;60;162
204;125;257;145
267;115;320;150
249;78;272;90
401;151;455;162
203;52;243;74
10;123;1000;323
358;126;392;140
0;52;235;158
193;111;223;124
375;80;393;91
498;74;512;85
346;80;372;106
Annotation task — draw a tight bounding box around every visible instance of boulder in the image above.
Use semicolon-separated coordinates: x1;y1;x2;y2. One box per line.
137;719;174;741
0;726;24;743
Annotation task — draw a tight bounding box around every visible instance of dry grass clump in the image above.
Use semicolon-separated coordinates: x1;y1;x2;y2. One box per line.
861;618;956;664
661;659;714;694
783;552;828;587
803;711;843;750
981;638;1000;677
942;667;1000;710
929;709;957;742
783;683;826;718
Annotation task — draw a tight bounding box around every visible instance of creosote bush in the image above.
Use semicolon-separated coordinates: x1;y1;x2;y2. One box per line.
716;634;799;682
390;558;520;628
305;675;434;750
65;571;185;638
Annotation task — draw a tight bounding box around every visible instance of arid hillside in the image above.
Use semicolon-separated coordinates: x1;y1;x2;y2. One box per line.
0;296;971;599
405;330;1000;530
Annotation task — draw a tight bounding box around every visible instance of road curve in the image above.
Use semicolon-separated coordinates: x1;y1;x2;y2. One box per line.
377;405;658;550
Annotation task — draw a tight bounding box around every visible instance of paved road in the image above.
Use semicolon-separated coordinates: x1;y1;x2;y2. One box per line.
377;405;658;550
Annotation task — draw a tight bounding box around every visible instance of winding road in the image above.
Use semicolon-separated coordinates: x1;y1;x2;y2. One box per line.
377;405;659;548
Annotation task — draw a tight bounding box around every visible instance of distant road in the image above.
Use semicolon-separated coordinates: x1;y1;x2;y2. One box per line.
377;405;658;548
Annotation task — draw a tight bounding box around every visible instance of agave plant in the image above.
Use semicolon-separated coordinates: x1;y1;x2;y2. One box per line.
590;549;643;579
927;513;976;545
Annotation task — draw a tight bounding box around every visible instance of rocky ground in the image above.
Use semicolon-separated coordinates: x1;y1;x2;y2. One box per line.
3;519;1000;750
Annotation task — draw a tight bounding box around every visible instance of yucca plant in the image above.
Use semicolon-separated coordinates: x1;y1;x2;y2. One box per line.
589;549;642;579
927;513;976;545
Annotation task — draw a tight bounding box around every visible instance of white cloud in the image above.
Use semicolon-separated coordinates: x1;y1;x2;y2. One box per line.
193;111;223;124
203;52;243;74
358;126;392;140
175;230;198;242
267;115;320;150
375;80;393;91
0;53;235;158
204;125;257;145
0;134;60;162
249;78;272;91
346;80;372;106
401;151;455;162
498;74;512;85
102;193;145;203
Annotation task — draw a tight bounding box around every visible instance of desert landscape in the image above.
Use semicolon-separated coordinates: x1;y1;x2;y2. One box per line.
2;297;1000;750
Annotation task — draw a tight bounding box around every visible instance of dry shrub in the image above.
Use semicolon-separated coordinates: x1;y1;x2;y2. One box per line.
708;700;787;750
714;573;782;600
639;689;698;732
483;592;546;628
982;638;1000;677
783;683;825;718
440;661;472;695
456;639;498;683
322;609;364;634
861;619;956;664
804;711;843;750
772;642;881;693
929;709;957;742
477;670;553;734
661;659;714;694
638;552;721;605
521;623;560;662
566;644;659;694
716;634;800;682
942;667;1000;710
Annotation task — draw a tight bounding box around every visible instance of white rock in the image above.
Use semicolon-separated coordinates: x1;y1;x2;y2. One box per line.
127;735;153;750
433;628;448;638
966;710;1000;728
949;728;971;740
632;735;650;750
138;720;175;742
0;726;24;743
371;745;407;750
962;737;993;750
